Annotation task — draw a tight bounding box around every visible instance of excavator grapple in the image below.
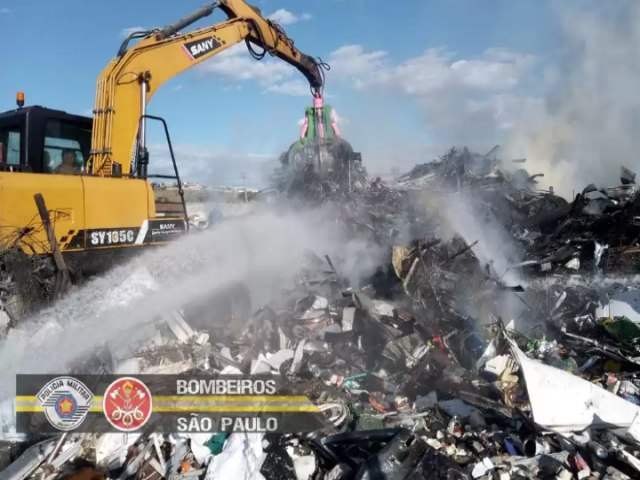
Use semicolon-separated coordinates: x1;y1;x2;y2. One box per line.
278;93;366;200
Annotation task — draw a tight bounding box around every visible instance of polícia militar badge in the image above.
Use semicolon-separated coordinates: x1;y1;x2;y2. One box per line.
37;376;94;431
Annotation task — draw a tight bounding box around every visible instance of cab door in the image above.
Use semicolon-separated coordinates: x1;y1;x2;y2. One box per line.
38;117;88;252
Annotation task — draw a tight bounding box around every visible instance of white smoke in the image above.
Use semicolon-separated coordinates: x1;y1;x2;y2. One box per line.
0;203;387;410
504;0;640;199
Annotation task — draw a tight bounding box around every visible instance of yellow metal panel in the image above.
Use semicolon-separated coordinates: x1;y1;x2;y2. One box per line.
81;176;151;229
146;181;158;218
0;172;84;255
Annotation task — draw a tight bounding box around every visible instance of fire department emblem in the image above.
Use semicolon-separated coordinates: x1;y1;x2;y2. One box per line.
103;377;152;432
37;376;93;431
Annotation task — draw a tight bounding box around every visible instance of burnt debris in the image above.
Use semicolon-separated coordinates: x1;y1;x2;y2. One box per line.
4;146;640;480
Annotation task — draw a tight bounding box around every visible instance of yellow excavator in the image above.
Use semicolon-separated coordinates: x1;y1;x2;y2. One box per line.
0;0;326;322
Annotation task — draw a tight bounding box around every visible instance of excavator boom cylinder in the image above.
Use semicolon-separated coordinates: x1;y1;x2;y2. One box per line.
156;2;219;40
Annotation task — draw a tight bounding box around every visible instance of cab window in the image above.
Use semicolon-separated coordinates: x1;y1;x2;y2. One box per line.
0;128;21;165
44;119;91;173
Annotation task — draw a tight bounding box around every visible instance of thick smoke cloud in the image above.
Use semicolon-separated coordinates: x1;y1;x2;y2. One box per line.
504;0;640;199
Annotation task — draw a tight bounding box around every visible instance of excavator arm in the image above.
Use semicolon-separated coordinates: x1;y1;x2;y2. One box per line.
89;0;325;177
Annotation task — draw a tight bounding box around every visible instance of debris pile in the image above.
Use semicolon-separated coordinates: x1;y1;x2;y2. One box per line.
4;146;640;479
392;147;640;276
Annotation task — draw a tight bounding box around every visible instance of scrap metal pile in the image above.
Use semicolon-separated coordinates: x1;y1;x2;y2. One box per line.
393;147;640;276
5;146;640;479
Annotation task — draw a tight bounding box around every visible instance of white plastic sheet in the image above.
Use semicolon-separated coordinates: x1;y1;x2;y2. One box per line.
506;332;640;432
205;433;266;480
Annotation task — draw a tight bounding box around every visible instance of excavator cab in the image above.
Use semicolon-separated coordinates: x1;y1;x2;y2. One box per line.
0;99;92;174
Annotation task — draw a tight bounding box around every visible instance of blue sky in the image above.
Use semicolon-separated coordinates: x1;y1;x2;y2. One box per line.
1;0;637;191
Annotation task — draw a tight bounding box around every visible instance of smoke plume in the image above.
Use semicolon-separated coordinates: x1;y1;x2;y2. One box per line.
504;0;640;200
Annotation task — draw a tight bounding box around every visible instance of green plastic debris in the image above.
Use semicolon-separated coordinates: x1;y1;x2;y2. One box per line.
526;339;539;353
204;432;229;455
342;373;368;390
602;316;640;342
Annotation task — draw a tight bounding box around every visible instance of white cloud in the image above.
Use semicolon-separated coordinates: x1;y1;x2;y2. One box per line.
200;44;294;86
325;44;536;96
451;48;537;89
265;80;310;96
328;45;388;84
199;40;536;103
315;43;542;148
197;40;537;144
267;9;312;25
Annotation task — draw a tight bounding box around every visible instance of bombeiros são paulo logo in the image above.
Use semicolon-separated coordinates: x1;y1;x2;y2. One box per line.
37;376;94;431
103;377;153;432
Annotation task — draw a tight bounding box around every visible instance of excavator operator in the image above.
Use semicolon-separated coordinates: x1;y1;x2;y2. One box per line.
56;149;79;174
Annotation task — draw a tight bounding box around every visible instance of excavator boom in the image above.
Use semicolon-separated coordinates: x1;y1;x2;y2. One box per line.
90;0;325;177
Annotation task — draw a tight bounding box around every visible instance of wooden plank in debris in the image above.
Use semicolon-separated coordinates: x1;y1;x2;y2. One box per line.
33;193;71;298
